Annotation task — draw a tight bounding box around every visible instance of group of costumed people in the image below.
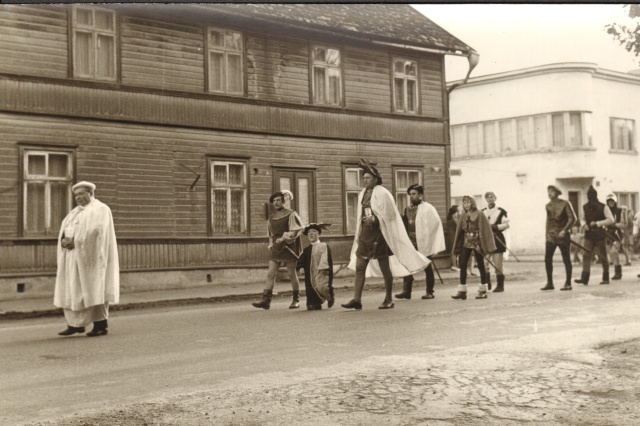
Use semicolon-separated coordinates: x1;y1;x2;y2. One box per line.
252;158;513;311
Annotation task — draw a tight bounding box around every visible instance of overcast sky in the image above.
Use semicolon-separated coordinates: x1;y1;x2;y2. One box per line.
412;4;640;82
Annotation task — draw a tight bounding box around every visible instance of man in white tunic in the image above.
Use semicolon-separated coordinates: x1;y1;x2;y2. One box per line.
54;181;119;337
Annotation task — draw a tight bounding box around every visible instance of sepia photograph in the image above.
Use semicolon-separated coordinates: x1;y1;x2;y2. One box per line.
0;2;639;425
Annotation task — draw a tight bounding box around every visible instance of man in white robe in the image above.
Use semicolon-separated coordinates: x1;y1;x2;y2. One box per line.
395;184;446;300
54;181;120;337
342;159;430;310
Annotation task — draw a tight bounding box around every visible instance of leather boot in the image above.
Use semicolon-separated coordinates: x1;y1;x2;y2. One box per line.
600;269;610;285
395;277;413;299
486;272;492;291
289;291;300;309
540;282;554;291
341;299;363;310
87;320;108;337
560;282;572;291
493;275;504;292
58;326;85;336
252;289;273;309
452;284;467;300
574;271;590;285
378;299;395;309
612;265;622;280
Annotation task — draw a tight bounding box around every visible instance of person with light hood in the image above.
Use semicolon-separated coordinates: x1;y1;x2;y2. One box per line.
575;185;615;286
604;193;627;280
342;159;430;310
54;181;120;337
451;196;496;300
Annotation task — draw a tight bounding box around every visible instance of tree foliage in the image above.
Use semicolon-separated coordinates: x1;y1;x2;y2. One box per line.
606;4;640;62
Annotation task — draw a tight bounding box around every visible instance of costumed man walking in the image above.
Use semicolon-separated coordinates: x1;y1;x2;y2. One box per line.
451;196;496;300
54;181;120;337
341;159;430;310
297;223;334;310
252;191;303;310
482;191;510;292
395;184;446;300
541;185;577;291
605;194;627;280
574;185;615;286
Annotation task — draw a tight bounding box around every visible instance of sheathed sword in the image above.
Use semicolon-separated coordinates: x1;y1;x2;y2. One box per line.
494;235;520;262
477;249;505;276
569;238;591;254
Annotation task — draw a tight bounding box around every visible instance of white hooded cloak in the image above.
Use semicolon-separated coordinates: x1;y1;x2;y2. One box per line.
348;185;430;277
54;198;120;311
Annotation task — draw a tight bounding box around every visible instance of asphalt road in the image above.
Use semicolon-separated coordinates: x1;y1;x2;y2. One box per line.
2;266;640;425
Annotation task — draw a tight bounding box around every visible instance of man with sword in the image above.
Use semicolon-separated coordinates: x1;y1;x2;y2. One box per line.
541;185;578;291
394;184;446;301
482;191;510;293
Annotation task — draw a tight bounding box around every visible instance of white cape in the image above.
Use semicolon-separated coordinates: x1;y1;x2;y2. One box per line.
54;198;120;311
348;186;430;277
414;202;446;256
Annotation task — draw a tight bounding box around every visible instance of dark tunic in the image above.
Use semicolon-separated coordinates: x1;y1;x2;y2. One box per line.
483;207;508;254
356;188;393;259
298;243;334;307
403;204;419;249
545;199;576;244
269;210;302;262
583;201;607;242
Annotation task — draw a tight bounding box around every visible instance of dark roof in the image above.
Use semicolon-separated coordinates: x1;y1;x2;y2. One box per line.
192;4;473;55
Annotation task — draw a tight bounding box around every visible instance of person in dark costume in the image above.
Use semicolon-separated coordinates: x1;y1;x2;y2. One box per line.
541;185;577;291
252;191;303;310
395;184;446;300
482;191;510;292
451;196;496;300
605;194;627;280
574;185;615;286
446;205;461;271
297;223;334;310
341;159;429;310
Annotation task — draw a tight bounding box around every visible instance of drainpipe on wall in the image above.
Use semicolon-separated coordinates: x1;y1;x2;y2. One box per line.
444;50;480;215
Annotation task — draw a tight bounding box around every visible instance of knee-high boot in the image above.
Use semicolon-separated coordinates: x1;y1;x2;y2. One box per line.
612;265;622;280
289;290;300;309
574;271;590;285
493;274;504;292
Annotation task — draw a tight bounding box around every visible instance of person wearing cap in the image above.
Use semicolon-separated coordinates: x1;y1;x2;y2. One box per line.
604;194;627;280
451;196;496;300
481;191;510;293
297;223;334;310
54;181;120;337
252;191;303;310
541;185;577;291
394;184;445;300
574;185;615;286
342;159;429;310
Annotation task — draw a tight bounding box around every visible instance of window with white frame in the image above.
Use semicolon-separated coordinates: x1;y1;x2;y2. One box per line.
344;166;362;234
393;58;418;113
210;160;247;235
610;118;635;151
614;192;638;212
72;6;117;81
394;168;423;214
312;46;342;106
207;28;244;95
22;149;74;236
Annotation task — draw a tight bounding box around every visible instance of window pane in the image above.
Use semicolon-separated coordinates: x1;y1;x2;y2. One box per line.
499;120;514;152
452;126;467;157
346;192;359;233
326;49;340;66
209;30;223;47
407;171;420;186
212;189;228;233
49;154;68;178
627;120;635;151
228;164;244;185
346;169;360;189
406;80;416;112
394;78;404;110
279;177;291;209
96;35;115;79
396;171;409;189
468;124;480;155
312;47;325;62
209;52;224;92
517;117;530;151
396;193;408;214
50;182;70;232
213;164;227;184
94;10;113;31
313;67;326;103
394;60;404;74
327;69;341;105
483;123;495;154
552;114;564;147
568;113;582;146
225;31;242;51
76;8;93;26
226;54;243;94
230;189;245;233
28;155;46;176
406;62;416;76
297;177;309;224
534;115;547;148
25;183;46;234
74;31;93;76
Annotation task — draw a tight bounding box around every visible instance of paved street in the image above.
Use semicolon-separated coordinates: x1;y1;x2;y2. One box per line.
1;262;640;425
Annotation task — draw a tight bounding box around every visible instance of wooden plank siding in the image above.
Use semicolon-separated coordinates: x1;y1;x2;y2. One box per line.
343;46;393;113
420;56;444;118
0;5;69;79
120;16;205;93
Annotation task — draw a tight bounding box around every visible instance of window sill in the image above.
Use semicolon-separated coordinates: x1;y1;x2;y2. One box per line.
608;149;638;156
452;145;596;160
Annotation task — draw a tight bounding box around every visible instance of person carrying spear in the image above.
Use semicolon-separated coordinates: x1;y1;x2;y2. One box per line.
482;191;510;293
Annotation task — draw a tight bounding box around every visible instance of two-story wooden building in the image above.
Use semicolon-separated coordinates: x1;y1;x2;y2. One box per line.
0;4;474;295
